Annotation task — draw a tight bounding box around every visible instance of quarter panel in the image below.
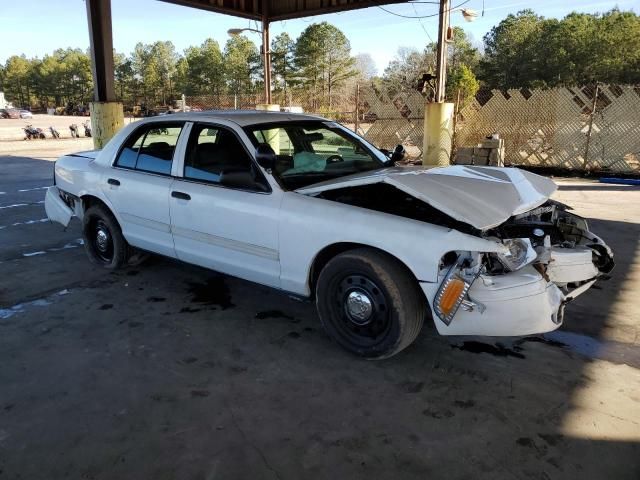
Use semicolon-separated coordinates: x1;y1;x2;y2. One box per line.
55;155;103;196
54;155;127;226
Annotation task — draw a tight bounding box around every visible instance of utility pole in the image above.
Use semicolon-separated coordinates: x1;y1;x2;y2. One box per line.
423;0;454;166
435;0;450;102
261;3;272;105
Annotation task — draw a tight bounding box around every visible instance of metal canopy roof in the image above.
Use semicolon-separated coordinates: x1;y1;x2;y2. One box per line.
158;0;408;22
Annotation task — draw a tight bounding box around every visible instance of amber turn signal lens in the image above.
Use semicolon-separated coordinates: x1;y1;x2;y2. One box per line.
438;278;466;315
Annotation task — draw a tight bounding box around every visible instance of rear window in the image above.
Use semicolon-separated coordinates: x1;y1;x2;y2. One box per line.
115;123;184;175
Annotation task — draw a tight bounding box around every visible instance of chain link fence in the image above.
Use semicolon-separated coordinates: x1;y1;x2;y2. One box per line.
183;83;640;174
456;84;640;173
356;85;425;160
185;89;357;124
186;86;426;160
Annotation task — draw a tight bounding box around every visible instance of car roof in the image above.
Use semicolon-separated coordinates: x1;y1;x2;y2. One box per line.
141;110;327;127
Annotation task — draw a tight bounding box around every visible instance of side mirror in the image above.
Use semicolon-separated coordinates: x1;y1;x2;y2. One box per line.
255;143;276;170
390;144;407;163
220;169;268;192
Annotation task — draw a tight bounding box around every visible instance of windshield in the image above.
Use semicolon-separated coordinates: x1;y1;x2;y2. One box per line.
243;121;386;189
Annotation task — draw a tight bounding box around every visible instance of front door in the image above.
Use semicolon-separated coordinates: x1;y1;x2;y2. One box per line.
169;122;282;288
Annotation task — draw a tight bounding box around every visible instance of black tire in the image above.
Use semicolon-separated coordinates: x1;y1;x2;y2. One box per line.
316;248;426;359
82;205;129;269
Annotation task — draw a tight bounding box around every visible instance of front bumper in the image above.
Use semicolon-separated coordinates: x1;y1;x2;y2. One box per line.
421;265;590;336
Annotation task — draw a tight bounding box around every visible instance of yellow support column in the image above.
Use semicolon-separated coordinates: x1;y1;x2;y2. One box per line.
255;103;281;154
89;101;124;149
423;102;454;166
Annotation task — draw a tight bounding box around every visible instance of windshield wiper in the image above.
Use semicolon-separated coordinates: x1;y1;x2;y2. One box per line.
282;171;344;178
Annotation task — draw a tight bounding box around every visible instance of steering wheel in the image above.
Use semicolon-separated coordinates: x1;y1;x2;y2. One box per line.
326;154;344;164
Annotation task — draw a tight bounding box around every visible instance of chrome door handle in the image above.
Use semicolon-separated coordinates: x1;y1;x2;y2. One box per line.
171;191;191;201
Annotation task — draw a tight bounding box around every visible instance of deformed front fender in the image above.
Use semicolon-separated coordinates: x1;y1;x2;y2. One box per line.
278;191;509;296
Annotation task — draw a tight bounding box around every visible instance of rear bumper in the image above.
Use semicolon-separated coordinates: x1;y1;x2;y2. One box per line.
44;186;74;228
422;265;591;336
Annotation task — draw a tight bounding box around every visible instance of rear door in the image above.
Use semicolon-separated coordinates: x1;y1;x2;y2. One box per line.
169;122;282;288
101;122;185;258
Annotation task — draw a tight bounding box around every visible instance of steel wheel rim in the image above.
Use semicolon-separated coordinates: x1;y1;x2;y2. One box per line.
93;220;114;262
334;274;390;346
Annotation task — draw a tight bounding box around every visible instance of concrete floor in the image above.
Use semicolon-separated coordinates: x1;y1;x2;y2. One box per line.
0;150;639;480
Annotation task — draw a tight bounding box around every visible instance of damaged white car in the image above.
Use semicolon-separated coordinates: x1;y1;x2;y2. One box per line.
45;112;614;358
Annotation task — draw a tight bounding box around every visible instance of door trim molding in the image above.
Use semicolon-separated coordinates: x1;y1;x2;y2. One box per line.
171;225;279;260
121;212;171;233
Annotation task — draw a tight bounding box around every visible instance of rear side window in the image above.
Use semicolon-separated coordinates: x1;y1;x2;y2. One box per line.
115;124;183;175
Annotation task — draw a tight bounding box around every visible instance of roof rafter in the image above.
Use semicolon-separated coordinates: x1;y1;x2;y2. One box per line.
157;0;409;22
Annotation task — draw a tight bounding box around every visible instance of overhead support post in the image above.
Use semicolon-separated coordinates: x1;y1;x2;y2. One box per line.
256;4;277;151
423;0;455;167
261;4;272;105
256;3;279;113
86;0;124;149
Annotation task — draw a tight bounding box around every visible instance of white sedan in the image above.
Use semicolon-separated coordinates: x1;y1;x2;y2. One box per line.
45;111;614;358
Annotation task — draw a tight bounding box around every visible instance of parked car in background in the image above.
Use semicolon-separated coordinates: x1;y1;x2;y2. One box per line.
0;108;20;119
44;111;614;359
19;109;33;119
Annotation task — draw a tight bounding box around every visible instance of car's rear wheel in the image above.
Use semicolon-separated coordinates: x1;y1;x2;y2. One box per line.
316;248;426;359
82;205;129;269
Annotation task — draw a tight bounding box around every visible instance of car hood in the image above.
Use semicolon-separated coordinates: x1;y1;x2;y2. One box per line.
296;165;557;230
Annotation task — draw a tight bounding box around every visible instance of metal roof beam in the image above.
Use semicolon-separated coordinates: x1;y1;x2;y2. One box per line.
156;0;408;22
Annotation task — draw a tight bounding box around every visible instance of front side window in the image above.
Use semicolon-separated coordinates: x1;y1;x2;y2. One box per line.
183;124;268;191
244;121;385;189
115;123;183;175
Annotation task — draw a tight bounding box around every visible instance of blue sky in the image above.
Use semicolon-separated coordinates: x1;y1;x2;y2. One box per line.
0;0;637;74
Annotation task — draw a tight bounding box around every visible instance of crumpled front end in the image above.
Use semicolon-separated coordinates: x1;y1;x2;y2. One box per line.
424;201;614;336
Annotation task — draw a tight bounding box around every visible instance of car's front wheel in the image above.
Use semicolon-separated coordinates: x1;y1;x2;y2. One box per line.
316;248;426;359
82;205;129;269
